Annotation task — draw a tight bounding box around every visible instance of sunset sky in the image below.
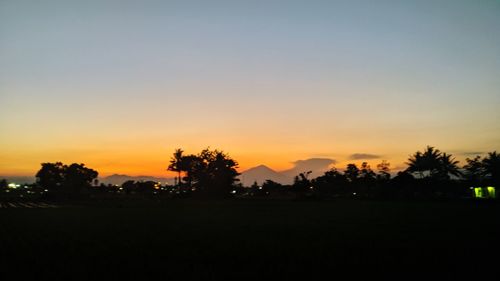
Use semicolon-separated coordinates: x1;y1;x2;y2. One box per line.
1;0;499;178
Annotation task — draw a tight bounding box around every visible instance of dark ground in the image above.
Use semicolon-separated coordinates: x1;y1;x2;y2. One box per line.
1;199;499;279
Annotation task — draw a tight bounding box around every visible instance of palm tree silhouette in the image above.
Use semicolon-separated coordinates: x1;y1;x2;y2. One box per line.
437;153;461;179
407;146;462;180
482;151;500;185
168;148;185;186
463;156;483;182
407;146;442;178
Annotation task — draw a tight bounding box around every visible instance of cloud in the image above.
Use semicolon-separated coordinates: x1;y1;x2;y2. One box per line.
282;158;336;178
292;158;336;169
349;153;381;160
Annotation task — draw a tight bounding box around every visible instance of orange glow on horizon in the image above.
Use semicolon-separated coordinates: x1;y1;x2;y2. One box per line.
0;145;479;179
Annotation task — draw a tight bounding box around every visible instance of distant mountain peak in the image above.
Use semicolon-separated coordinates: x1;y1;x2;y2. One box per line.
107;174;128;177
239;165;291;186
247;164;274;171
239;158;336;186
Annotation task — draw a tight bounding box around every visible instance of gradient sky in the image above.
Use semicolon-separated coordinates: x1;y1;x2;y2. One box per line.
1;0;499;177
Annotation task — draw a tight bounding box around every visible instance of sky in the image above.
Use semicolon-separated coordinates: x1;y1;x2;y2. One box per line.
1;0;499;178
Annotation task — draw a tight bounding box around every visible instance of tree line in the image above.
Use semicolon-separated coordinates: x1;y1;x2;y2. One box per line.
161;145;499;199
282;147;499;199
167;148;240;197
1;146;498;201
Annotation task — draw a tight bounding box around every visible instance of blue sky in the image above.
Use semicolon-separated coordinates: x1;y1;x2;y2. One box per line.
1;0;499;176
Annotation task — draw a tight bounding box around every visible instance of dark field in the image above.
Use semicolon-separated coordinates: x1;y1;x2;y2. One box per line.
1;199;499;279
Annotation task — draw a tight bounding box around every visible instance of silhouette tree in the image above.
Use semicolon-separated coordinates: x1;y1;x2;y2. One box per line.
390;171;416;197
168;148;240;197
250;181;267;196
344;164;359;183
291;171;313;197
292;171;312;190
376;160;391;181
168;148;185;186
359;162;376;181
313;168;347;196
392;171;415;183
136;181;157;193
122;180;136;194
64;163;99;192
250;181;259;189
35;162;66;191
180;154;202;188
435;153;461;180
262;180;283;193
320;168;346;182
406;146;442;178
405;147;464;197
463;156;484;183
482;151;500;186
406;146;460;180
205;150;240;196
356;162;376;196
35;162;98;197
406;151;424;178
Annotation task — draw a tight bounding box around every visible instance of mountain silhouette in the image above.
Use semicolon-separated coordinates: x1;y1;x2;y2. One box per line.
4;158;335;186
240;158;336;186
239;165;291;186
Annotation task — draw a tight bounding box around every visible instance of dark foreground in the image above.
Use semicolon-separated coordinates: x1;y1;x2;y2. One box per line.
1;199;499;279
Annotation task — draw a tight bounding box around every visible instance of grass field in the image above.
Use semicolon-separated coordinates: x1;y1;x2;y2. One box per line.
1;199;499;278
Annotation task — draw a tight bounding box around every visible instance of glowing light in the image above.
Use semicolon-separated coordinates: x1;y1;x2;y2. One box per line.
7;183;20;189
473;187;496;199
487;187;496;198
474;187;483;198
